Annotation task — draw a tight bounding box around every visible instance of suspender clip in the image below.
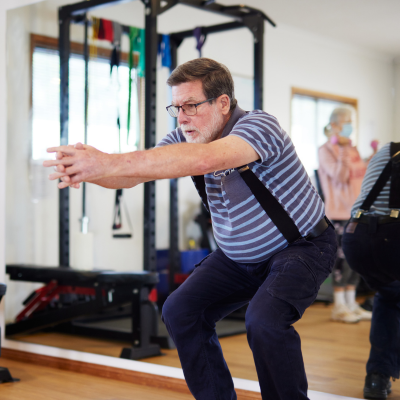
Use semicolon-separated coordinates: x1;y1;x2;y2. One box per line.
354;209;364;219
238;166;249;173
390;209;399;218
392;150;400;163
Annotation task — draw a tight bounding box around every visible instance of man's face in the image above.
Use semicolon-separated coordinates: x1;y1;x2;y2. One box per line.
171;80;225;144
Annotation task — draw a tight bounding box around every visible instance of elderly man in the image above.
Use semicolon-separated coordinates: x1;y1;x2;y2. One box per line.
45;58;336;400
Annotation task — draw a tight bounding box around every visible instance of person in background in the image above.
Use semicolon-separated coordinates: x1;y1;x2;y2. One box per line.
318;107;372;323
342;142;400;399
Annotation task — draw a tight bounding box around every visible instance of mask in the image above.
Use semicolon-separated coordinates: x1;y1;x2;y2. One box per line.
341;123;353;138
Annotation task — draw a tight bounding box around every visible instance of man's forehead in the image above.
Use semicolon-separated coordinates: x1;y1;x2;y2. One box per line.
171;96;200;106
171;80;204;105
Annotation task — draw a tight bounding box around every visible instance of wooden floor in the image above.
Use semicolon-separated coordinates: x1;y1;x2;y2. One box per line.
7;301;399;399
0;358;195;400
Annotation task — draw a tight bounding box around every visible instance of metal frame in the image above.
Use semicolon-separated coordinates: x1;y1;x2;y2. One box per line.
58;1;275;288
5;264;164;359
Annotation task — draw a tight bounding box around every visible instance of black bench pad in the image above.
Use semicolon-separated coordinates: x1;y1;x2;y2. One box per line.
6;265;158;287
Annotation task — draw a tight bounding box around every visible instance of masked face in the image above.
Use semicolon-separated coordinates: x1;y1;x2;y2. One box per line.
341;123;353;138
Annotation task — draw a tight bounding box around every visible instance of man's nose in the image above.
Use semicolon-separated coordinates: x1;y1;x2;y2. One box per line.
177;108;190;125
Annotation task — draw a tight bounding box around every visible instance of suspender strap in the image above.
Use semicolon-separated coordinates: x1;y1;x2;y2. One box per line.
191;168;302;243
359;160;392;212
389;142;400;209
192;175;210;213
359;142;400;212
237;166;301;243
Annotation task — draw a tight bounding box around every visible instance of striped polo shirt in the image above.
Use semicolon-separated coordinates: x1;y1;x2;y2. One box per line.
157;106;325;263
351;143;393;216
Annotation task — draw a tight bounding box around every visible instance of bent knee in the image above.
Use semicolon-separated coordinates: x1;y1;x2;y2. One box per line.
161;291;199;327
245;295;298;332
161;292;180;324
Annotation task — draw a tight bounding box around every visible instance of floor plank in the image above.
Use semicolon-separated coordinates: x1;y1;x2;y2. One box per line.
0;358;194;400
6;301;399;399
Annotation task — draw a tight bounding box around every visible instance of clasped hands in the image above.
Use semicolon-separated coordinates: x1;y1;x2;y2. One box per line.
43;142;109;189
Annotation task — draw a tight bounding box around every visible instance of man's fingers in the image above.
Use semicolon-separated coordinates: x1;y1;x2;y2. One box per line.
57;179;81;189
64;165;81;177
43;158;75;168
58;181;72;189
48;171;70;181
74;142;85;150
61;175;71;183
47;145;76;155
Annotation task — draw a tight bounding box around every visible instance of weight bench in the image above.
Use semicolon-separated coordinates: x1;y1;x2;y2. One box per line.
0;283;19;383
6;265;166;360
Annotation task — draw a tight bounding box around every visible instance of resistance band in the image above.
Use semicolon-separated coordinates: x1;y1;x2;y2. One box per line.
128;27;145;146
112;189;133;238
193;27;207;57
158;34;172;68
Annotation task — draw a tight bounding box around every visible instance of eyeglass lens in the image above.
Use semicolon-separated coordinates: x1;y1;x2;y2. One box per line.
168;104;197;117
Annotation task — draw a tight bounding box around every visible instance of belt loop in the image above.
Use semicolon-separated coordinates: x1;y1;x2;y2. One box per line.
368;216;378;235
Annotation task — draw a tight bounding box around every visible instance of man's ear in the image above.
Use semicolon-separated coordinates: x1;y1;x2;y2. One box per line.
219;94;231;115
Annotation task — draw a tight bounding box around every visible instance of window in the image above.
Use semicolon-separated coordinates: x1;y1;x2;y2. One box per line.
31;34;140;160
290;88;358;176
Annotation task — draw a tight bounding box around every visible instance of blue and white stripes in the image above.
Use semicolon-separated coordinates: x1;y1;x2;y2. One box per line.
351;143;392;216
157;107;325;263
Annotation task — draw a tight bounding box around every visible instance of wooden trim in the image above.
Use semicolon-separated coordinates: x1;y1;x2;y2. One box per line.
30;33;133;64
291;87;358;108
29;32;138;128
1;348;261;400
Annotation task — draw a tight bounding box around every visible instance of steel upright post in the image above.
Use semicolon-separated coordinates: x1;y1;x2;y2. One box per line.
253;17;264;110
81;14;89;234
143;0;158;272
168;38;181;291
59;7;71;267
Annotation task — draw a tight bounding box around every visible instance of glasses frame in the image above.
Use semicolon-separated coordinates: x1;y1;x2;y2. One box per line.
166;98;216;118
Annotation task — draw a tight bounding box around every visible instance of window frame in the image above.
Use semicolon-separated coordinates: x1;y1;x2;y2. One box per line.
290;87;359;141
30;33;139;158
289;87;359;177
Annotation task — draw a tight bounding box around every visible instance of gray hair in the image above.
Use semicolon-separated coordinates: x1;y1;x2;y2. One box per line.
167;58;237;112
329;107;351;124
324;107;352;136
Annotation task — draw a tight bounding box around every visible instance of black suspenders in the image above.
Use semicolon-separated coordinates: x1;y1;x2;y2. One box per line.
192;166;302;244
355;142;400;219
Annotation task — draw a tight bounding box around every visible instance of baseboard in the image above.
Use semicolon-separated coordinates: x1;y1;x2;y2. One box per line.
1;348;261;399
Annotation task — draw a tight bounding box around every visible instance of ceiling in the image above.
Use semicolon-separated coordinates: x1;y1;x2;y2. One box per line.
218;0;400;58
34;0;400;58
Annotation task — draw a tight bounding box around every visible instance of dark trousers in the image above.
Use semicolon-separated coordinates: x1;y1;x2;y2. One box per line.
162;225;337;400
342;220;400;379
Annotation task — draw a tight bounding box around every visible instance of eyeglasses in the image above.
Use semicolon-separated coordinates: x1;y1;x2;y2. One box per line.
166;98;215;118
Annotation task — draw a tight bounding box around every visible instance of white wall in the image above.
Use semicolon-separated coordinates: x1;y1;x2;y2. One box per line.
1;0;398;362
265;24;395;159
0;0;43;354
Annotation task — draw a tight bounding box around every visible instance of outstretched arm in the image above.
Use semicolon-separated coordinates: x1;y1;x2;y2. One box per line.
47;143;152;189
44;135;259;188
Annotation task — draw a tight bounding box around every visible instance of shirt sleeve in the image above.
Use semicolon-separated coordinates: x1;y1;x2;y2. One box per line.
229;111;286;166
156;128;184;147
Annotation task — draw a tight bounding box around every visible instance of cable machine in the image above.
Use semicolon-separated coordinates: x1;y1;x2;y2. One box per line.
58;0;275;292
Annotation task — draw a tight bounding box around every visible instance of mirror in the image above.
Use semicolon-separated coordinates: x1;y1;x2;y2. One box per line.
4;1;399;398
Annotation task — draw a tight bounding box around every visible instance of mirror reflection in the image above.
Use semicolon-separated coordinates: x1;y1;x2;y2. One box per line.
4;1;400;399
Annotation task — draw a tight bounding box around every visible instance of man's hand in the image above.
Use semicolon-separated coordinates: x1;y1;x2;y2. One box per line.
44;142;111;189
46;143;82;189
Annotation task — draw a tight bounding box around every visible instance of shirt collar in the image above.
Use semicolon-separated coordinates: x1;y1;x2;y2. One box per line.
220;105;247;139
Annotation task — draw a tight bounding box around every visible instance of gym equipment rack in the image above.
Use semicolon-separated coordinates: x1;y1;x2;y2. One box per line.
58;0;275;292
